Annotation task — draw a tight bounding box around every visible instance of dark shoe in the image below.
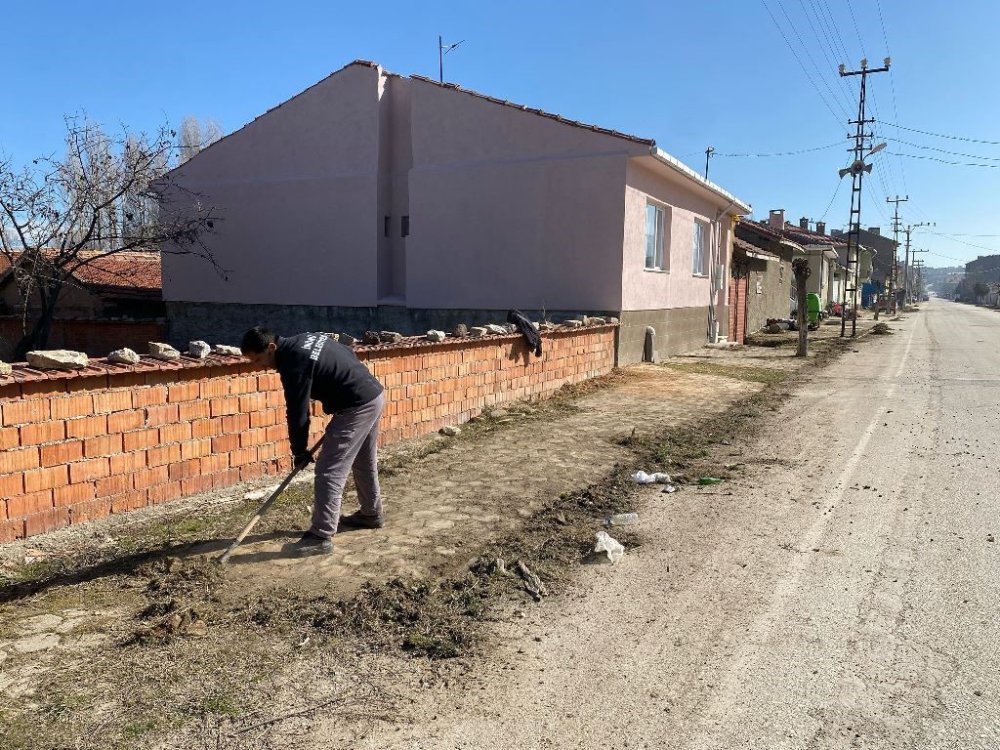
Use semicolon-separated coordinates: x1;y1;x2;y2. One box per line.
338;511;385;530
283;531;333;556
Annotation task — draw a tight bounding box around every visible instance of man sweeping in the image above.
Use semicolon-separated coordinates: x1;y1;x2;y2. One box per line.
240;327;385;556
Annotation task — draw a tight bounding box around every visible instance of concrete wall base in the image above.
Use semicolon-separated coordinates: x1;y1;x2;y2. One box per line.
617;307;720;364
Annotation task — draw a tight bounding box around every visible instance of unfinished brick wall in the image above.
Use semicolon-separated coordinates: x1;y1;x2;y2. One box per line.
0;325;615;541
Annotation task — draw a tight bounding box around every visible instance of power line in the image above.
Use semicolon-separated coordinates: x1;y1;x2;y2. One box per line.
876;121;1000;145
887;151;1000;168
887;138;1000;161
772;0;855;118
818;177;844;220
759;0;848;128
715;141;845;157
873;0;910;195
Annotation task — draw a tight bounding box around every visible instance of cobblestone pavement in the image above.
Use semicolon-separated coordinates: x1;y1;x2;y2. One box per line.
219;355;797;591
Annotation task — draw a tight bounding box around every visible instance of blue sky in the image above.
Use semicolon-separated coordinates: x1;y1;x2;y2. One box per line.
4;0;998;266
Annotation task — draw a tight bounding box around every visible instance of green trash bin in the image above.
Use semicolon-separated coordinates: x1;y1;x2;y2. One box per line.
806;293;822;324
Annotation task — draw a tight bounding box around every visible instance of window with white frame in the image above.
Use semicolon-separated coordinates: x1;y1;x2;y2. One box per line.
645;203;667;270
692;220;709;276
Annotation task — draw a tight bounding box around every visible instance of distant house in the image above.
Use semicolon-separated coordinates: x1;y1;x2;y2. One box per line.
0;250;163;319
160;60;751;363
732;218;804;337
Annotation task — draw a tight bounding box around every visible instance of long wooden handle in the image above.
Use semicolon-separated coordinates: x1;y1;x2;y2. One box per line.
217;437;324;564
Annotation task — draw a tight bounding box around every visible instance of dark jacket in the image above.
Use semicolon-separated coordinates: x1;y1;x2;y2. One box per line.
275;333;383;455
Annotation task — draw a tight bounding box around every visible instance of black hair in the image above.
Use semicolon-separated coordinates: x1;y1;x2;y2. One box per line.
240;326;277;354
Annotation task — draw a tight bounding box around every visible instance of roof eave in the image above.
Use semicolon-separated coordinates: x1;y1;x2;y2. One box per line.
649;147;751;215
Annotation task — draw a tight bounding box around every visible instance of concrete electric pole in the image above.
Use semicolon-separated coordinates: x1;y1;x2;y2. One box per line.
886;195;908;314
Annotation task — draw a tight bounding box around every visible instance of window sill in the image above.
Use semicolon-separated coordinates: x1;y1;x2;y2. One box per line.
692;273;709;278
644;268;669;274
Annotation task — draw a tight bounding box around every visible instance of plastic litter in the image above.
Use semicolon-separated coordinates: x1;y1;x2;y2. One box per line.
606;512;639;526
698;477;724;485
593;531;625;564
632;471;672;484
661;485;677;494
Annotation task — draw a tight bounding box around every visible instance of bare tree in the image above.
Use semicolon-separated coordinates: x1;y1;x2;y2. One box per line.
177;116;223;165
0;115;221;358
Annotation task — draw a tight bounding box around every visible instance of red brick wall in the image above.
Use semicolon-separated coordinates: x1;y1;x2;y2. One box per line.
0;325;615;541
0;317;167;359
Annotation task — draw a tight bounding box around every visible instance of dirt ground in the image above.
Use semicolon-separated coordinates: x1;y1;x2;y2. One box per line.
0;322;880;749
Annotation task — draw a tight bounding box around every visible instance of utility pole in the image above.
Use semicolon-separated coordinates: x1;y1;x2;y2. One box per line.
911;252;929;303
438;35;465;83
886;195;908;314
704;146;715;179
838;57;891;337
902;223;933;305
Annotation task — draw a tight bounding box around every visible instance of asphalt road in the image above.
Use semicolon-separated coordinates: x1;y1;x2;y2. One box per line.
347;299;999;750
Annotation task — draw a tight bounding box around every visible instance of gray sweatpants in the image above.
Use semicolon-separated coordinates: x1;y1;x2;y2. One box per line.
310;392;385;538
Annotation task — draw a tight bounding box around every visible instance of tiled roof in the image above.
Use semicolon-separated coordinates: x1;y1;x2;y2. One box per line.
733;236;778;258
0;250;161;294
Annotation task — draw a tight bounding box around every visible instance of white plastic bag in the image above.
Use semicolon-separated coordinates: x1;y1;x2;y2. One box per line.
593;531;625;564
632;470;672;484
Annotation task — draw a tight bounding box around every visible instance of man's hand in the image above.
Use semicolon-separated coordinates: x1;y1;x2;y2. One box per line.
294;452;314;470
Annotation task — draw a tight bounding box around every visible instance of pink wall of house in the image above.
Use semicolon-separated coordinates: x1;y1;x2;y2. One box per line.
161;63;383;307
621;158;734;312
401;78;644;311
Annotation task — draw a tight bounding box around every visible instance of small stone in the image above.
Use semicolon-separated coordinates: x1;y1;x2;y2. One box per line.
766;323;784;334
531;321;540;330
586;316;606;325
470;327;487;338
186;340;211;359
379;331;403;343
27;349;89;369
426;330;446;342
987;534;995;543
339;334;358;346
148;342;181;361
107;347;141;365
213;344;242;356
0;361;12;376
440;425;461;437
453;323;469;337
537;321;557;331
607;317;619;324
362;331;381;345
562;319;584;329
484;324;507;335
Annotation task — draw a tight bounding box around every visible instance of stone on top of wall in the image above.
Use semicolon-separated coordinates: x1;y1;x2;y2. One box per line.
362;331;381;345
562;319;584;328
214;344;242;356
339;334;358;346
453;323;469;337
108;348;141;365
379;331;403;344
187;340;212;359
26;350;89;369
148;342;181;361
483;324;507;335
426;330;446;342
0;361;11;376
470;326;487;338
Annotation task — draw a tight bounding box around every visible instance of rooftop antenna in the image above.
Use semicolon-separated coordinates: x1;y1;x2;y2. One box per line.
439;35;465;83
